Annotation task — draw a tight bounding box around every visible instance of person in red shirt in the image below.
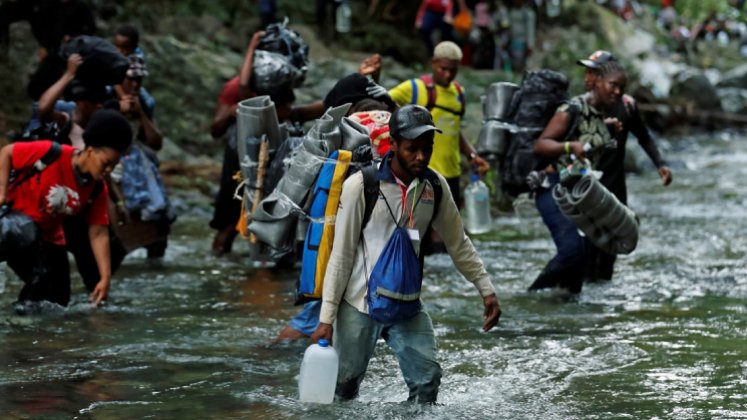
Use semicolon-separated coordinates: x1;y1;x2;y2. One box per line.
0;109;132;312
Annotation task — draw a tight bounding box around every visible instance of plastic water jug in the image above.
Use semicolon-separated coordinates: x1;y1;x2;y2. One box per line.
298;339;339;403
464;174;492;234
335;1;352;33
547;0;561;18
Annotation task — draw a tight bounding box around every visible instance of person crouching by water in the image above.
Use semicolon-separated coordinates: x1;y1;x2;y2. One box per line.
310;105;501;403
0;109;132;313
528;60;627;294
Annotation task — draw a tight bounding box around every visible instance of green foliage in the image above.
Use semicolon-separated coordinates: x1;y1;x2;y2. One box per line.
675;0;731;22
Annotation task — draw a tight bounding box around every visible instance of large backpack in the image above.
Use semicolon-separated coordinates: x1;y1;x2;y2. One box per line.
411;74;465;118
500;69;577;197
295;159;442;304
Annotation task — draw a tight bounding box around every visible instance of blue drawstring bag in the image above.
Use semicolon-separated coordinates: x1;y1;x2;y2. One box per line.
366;224;423;325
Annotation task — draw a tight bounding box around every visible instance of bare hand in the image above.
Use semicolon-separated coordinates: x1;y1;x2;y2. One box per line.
569;141;586;159
115;202;130;226
604;117;623;134
482;294;501;331
310;322;334;344
658;165;673;186
66;53;83;75
248;30;266;52
89;279;110;307
471;155;491;175
358;54;382;80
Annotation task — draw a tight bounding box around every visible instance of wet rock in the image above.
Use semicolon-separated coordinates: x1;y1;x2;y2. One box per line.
669;69;722;111
635;58;687;98
716;88;747;114
716;63;747;89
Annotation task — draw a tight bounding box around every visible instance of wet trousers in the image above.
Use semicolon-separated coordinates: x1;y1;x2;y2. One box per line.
531;173;590;293
8;241;70;306
335;301;442;403
210;140;241;232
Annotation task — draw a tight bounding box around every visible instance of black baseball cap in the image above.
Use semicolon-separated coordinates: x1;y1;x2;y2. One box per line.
389;104;442;140
577;50;617;69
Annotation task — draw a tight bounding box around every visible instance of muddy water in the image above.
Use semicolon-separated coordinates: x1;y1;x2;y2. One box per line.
1;132;746;419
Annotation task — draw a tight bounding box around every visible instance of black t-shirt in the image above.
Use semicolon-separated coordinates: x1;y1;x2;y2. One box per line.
596;94;666;202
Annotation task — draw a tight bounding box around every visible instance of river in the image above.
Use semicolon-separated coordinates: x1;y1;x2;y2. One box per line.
1;132;746;419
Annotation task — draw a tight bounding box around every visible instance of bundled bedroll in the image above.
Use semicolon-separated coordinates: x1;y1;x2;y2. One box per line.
552;175;639;255
247;103;351;249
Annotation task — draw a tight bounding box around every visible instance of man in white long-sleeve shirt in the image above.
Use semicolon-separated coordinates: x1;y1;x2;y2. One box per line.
311;104;501;403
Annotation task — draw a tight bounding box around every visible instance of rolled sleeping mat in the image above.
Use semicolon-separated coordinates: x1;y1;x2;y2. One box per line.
340;117;372;152
565;175;639;255
476;120;510;157
273;147;324;204
483;82;519;121
247;190;301;248
249;104;352;250
552;184;597;235
238;96;283;151
307;103;352;153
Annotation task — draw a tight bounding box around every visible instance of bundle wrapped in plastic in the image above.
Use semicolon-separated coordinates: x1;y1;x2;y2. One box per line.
257;18;310;76
552;175;639;255
252;18;309;95
251;50;305;95
247;104;350;248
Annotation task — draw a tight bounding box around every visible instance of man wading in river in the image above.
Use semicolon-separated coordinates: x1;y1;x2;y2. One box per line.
311;105;501;403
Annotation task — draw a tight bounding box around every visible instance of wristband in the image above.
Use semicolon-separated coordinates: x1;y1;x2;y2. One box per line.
469;152;477;161
564;142;571;154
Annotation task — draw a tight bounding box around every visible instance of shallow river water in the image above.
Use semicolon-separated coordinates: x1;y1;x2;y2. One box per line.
1;132;746;419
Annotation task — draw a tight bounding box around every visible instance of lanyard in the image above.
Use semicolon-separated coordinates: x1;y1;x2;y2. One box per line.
393;174;421;229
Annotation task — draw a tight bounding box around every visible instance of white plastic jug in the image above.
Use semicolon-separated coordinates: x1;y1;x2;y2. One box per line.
464;174;492;234
298;339;339;403
335;1;352;33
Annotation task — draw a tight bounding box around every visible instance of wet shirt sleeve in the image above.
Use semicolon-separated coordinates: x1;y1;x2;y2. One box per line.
626;99;666;168
430;173;496;297
319;174;366;324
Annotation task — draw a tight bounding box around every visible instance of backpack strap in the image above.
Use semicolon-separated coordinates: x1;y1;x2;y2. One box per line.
8;142;63;193
561;99;582;142
361;163;380;230
453;80;466;117
421;169;443;223
419;74;465;117
419;74;437;112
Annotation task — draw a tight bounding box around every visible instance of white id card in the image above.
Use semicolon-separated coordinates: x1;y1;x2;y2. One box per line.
408;229;420;241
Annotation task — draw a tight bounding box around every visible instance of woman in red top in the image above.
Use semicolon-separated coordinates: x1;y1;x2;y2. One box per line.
0;109;132;311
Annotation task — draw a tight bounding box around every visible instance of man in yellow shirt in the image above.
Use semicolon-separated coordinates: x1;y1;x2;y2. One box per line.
388;41;488;207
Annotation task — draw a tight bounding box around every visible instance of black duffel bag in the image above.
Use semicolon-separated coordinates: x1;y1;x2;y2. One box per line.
59;35;129;87
0;206;41;261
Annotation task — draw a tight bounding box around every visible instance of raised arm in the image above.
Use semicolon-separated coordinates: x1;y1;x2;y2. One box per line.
238;31;266;101
39;53;82;125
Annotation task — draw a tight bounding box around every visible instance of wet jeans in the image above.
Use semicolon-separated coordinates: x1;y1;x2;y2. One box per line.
530;173;589;293
334;301;442;403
